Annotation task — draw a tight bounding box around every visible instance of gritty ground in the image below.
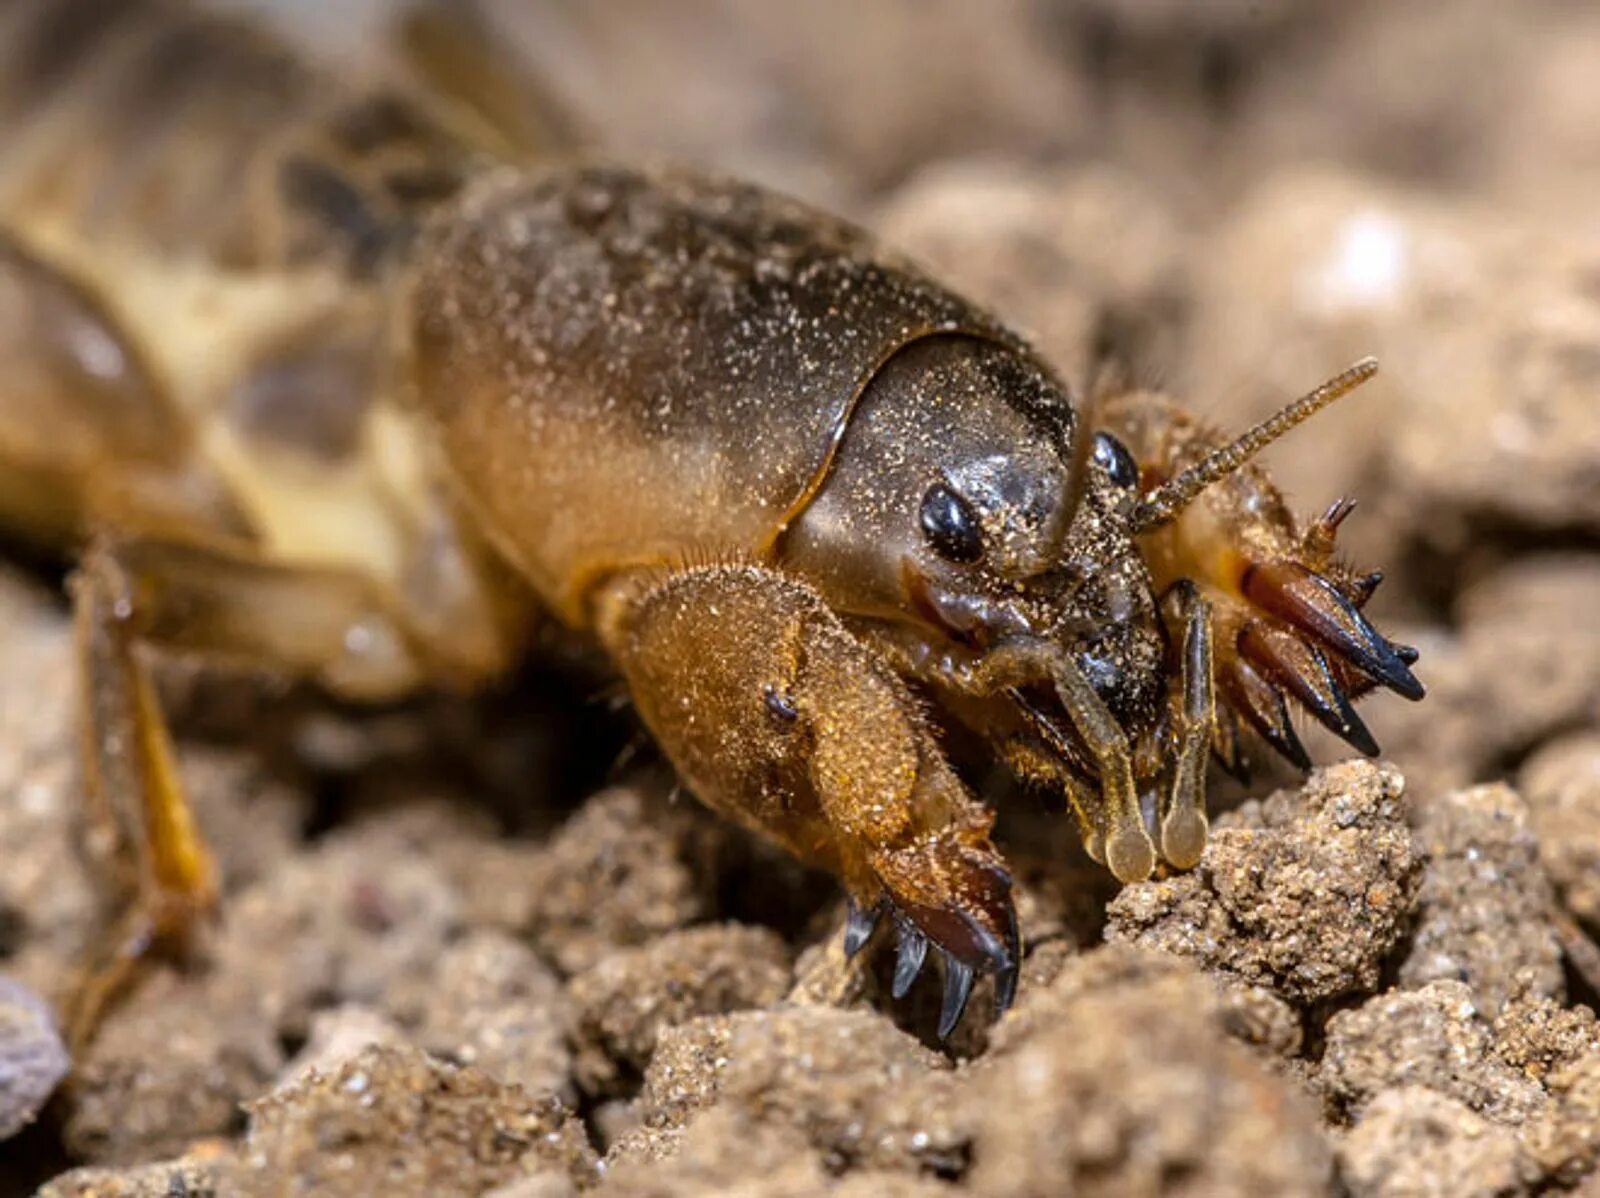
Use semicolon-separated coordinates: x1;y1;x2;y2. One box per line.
6;0;1600;1195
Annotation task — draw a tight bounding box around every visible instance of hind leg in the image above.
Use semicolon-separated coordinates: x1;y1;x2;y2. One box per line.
64;531;463;1045
0;235;242;1042
61;525;530;1047
0;235;527;1043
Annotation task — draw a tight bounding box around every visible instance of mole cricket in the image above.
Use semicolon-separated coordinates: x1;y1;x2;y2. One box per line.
0;0;1422;1042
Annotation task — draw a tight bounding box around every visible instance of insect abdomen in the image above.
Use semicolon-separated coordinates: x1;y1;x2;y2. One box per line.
0;0;486;277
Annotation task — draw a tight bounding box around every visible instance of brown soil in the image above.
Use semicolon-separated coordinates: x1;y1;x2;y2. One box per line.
6;2;1600;1195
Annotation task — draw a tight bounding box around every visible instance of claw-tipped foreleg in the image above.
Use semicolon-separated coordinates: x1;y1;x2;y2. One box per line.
1240;518;1423;702
1101;369;1421;777
1213;499;1423;768
871;829;1021;1030
600;563;1021;1038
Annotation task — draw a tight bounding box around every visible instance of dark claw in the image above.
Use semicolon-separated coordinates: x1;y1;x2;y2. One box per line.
1393;642;1420;666
1225;656;1312;772
877;854;1019;1025
993;904;1021;1018
993;960;1020;1020
1242;559;1425;701
938;955;976;1039
1353;569;1384;603
1212;705;1252;783
1212;744;1250;783
1258;694;1312;771
843;899;881;958
892;923;929;999
1240;627;1380;757
1302;648;1381;757
1322;680;1380;756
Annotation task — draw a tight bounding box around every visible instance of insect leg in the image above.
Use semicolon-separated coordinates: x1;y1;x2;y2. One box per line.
596;563;1019;1033
1039;650;1155;884
1160;582;1213;869
1097;386;1422;773
64;530;509;1047
932;640;1156;884
69;549;217;1050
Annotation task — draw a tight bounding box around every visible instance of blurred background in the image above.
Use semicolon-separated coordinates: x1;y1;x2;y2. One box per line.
5;3;1600;1192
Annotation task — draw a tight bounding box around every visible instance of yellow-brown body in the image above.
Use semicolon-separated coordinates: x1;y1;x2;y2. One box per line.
0;0;1420;1043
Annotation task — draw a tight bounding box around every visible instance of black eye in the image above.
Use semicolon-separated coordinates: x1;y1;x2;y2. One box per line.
919;482;984;564
1093;432;1139;489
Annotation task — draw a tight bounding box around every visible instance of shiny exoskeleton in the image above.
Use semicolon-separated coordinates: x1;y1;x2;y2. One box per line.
0;0;1422;1043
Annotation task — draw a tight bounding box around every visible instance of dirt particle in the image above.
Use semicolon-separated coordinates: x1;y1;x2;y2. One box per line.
240;1041;597;1195
570;922;792;1094
1338;1087;1532;1198
1106;760;1421;1006
1399;783;1563;1014
1318;981;1546;1127
1520;733;1600;929
968;946;1332;1197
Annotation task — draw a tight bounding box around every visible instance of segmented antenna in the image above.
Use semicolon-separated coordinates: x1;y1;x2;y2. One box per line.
1131;357;1379;533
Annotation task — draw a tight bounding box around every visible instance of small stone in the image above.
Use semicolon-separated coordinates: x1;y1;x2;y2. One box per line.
619;1007;960;1176
1492;994;1600;1084
1520;1053;1600;1187
1339;1087;1532;1198
483;1174;579;1198
36;1157;226;1198
598;1109;830;1197
570;922;791;1093
0;973;69;1140
875;160;1190;382
967;947;1332;1197
63;967;283;1163
1319;981;1546;1127
1520;733;1600;927
388;930;574;1102
214;819;464;1043
276;1004;407;1085
242;1042;596;1194
451;786;711;976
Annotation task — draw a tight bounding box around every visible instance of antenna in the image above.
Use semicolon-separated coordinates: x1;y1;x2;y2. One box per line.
1131;357;1379;533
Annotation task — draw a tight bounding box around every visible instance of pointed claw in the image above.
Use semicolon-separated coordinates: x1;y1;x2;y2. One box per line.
892;923;929;999
1211;704;1251;783
993;959;1020;1019
874;846;1020;1019
1320;676;1380;757
1323;497;1358;528
992;883;1021;1018
1242;559;1424;700
1304;497;1358;561
1240;626;1380;757
1223;656;1311;771
844;899;881;958
938;956;977;1039
1352;570;1384;603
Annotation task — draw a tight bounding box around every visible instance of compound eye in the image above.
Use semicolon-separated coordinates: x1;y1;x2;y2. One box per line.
1093;432;1140;490
919;482;985;565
